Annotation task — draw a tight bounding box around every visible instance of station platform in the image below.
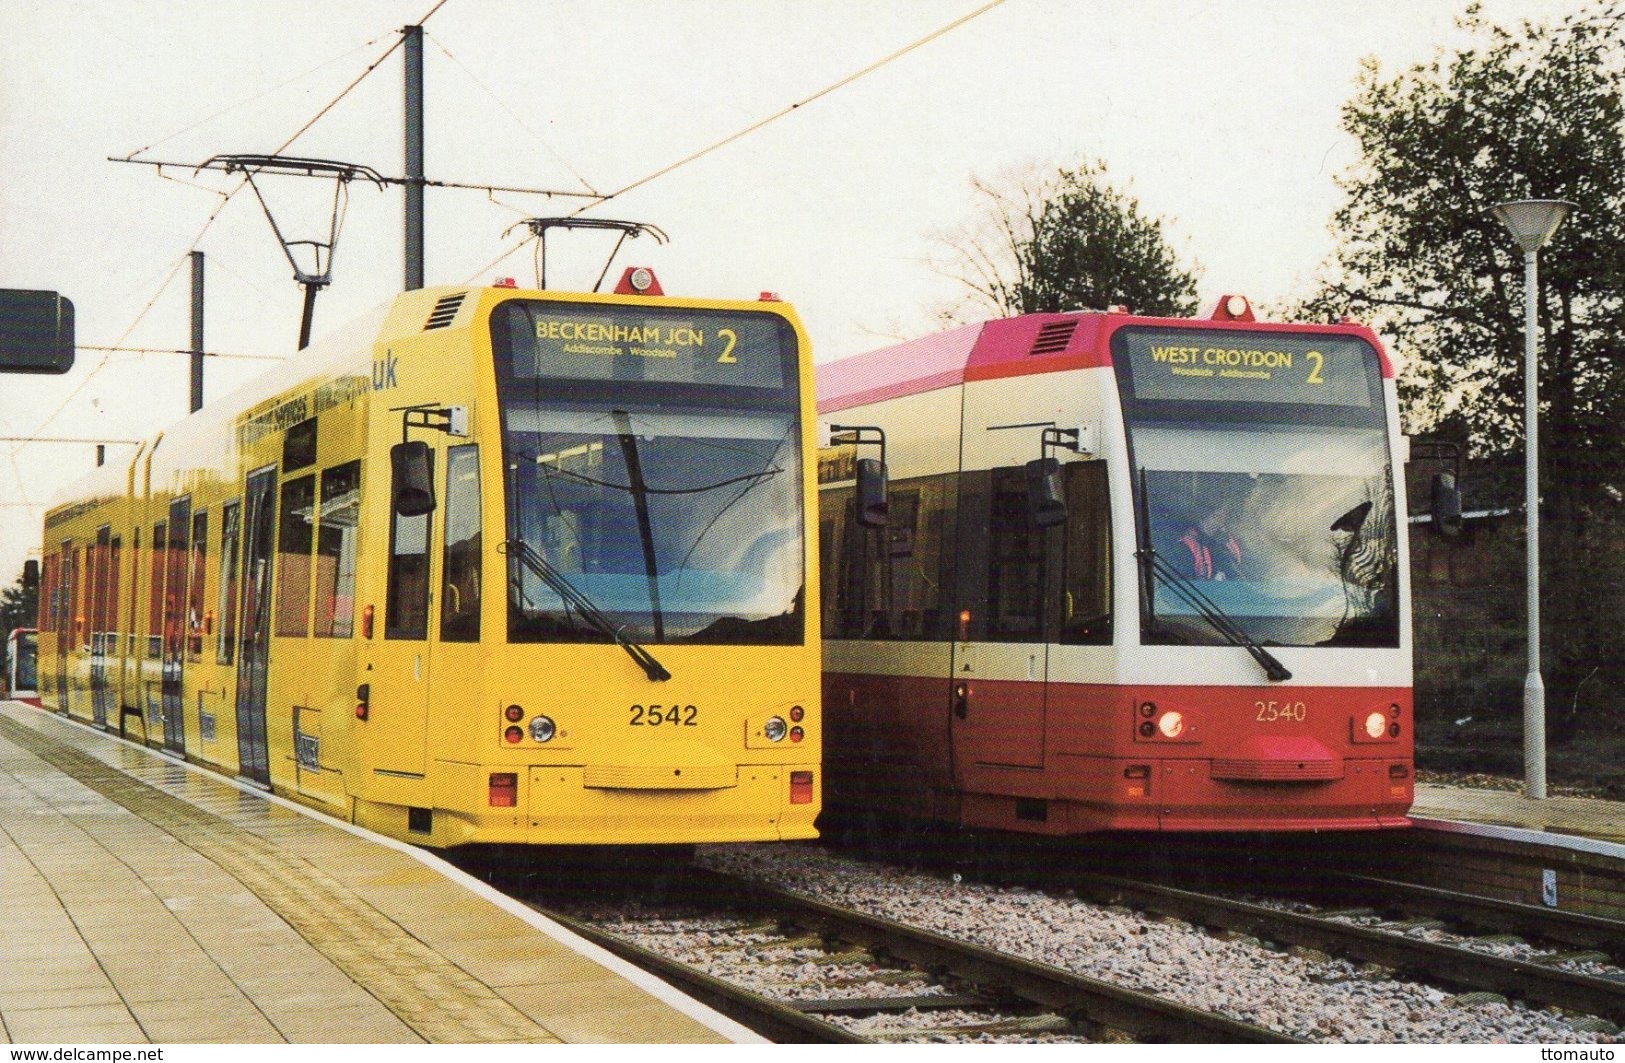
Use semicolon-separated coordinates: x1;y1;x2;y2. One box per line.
1411;782;1625;847
0;700;759;1045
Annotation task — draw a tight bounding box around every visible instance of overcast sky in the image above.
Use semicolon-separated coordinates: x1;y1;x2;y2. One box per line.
0;0;1573;587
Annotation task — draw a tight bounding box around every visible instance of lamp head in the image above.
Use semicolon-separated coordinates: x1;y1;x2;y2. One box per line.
1488;199;1576;252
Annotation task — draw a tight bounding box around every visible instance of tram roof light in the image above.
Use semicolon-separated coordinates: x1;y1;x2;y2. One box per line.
614;266;664;296
493;277;517;288
1211;294;1255;322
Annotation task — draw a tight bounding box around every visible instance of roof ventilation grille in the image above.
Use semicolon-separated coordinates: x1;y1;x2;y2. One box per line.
424;294;467;330
1029;320;1077;356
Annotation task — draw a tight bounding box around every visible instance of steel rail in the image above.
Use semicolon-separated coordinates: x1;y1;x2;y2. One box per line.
538;906;866;1044
1071;872;1625;1023
692;869;1303;1043
1326;873;1625;958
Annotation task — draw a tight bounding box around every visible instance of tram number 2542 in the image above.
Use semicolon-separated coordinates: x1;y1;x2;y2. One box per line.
1255;700;1307;723
629;704;699;727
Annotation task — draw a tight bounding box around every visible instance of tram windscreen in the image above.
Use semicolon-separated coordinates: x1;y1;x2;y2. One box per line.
491;301;804;645
1113;327;1399;649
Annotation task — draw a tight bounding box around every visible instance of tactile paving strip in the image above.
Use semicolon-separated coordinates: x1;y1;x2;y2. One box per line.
0;715;554;1043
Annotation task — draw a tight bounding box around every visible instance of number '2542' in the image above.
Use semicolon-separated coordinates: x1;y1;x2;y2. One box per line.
630;704;698;726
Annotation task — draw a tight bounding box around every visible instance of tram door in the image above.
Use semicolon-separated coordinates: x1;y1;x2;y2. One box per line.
160;498;190;753
364;444;437;779
55;543;72;712
951;458;1112;784
89;526;113;727
950;467;1049;773
234;468;276;785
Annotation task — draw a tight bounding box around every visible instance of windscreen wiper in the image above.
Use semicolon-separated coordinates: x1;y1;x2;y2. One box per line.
501;539;671;682
613;410;665;643
1134;468;1291;683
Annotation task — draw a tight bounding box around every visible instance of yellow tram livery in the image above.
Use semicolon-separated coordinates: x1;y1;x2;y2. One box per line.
36;278;821;847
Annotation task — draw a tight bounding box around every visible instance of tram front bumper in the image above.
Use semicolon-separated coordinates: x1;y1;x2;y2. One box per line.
426;761;821;845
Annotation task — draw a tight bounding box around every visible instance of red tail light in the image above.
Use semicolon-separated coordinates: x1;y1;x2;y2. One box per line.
489;773;518;807
789;770;814;805
362;604;375;639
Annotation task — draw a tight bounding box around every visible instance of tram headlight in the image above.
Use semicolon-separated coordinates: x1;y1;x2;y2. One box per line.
763;716;788;742
529;715;556;743
1364;711;1388;739
1157;711;1185;739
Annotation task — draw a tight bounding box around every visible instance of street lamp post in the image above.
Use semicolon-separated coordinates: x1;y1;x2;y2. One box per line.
1488;198;1574;801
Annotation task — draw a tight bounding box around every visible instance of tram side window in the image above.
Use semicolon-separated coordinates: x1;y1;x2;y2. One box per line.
39;555;57;633
188;511;207;661
828;488;870;638
889;478;955;641
985;469;1045;641
440;445;480;642
817;513;837;639
1057;461;1112;645
90;529;111;651
66;546;80;650
164;502;190;661
284;418;317;473
128;528;140;656
826;475;957;641
108;536;121;652
217;502;240;664
55;545;70;646
148;523;166;658
386;449;434;639
275;476;315;637
315;461;361;638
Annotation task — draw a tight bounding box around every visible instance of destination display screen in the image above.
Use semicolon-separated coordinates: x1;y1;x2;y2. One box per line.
496;301;791;391
1114;327;1378;409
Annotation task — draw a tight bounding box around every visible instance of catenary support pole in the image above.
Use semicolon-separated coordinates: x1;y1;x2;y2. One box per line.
189;251;205;412
404;24;425;291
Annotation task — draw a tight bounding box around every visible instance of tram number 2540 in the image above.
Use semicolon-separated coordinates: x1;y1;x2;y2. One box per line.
1255;700;1307;723
629;704;699;727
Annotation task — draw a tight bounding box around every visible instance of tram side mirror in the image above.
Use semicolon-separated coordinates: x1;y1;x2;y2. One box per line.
0;290;75;374
1430;472;1464;541
1025;457;1067;528
856;457;888;528
22;559;39;588
391;441;436;517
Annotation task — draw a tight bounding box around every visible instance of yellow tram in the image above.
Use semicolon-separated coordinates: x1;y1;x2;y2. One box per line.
36;276;821;847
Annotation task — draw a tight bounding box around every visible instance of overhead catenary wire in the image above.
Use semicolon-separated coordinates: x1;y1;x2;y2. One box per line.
118;33;394;163
569;0;1010;216
423;28;599;196
458;1;1009;286
12;1;452;458
78;345;284;362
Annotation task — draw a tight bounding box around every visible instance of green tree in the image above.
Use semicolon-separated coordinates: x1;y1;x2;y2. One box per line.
934;160;1199;325
1306;3;1625;737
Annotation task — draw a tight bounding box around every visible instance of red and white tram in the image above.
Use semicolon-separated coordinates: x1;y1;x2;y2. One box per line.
5;627;40;707
815;297;1412;834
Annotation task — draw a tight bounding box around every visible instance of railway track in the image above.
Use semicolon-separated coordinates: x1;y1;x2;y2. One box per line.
1062;871;1625;1026
819;812;1625;1028
529;868;1302;1044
